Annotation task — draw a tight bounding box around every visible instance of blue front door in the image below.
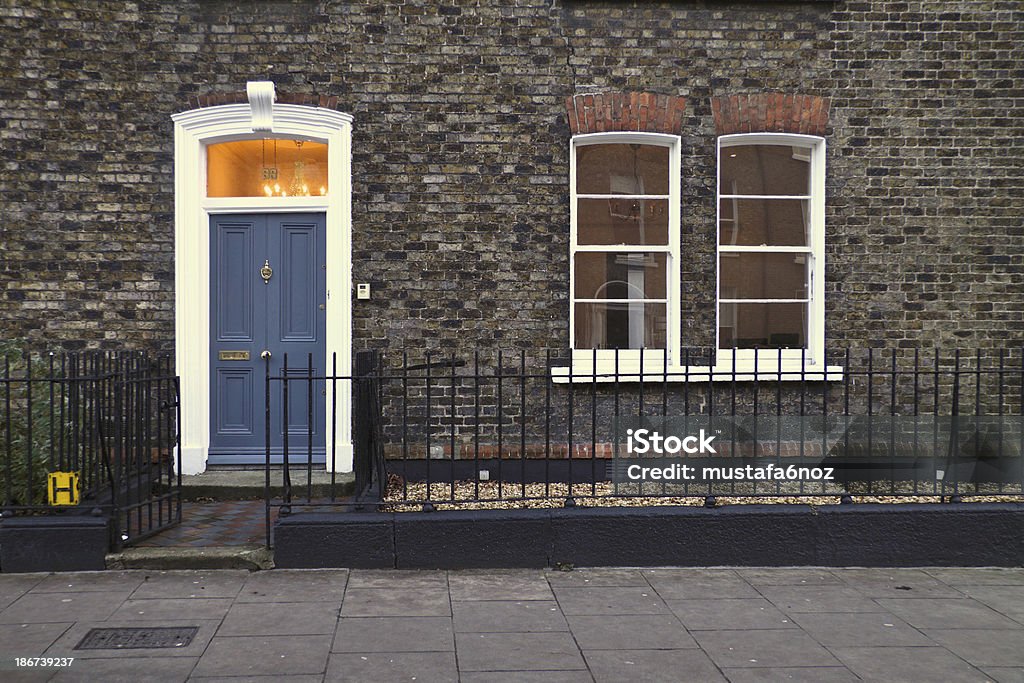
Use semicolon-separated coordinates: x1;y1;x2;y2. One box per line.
209;213;327;464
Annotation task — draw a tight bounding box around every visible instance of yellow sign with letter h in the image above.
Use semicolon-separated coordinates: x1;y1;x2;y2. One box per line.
48;471;80;506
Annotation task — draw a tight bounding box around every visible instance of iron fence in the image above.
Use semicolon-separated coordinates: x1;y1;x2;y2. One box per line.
265;347;1023;523
0;351;181;549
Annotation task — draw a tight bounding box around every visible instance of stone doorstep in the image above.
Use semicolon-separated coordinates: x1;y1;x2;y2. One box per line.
106;545;274;571
181;467;356;501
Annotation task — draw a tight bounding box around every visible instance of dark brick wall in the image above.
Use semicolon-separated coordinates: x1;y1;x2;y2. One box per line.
827;1;1024;350
1;1;1021;356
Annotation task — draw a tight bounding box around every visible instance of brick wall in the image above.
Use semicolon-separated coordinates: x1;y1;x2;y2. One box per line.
0;0;1021;357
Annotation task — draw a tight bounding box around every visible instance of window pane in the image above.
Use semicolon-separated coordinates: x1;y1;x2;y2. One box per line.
719;199;809;247
720;144;809;196
720;253;808;300
575;303;667;350
578;199;669;245
576;144;669;195
719;303;806;349
207;139;328;197
575;253;667;300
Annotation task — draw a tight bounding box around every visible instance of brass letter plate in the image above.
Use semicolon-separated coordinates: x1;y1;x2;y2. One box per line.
219;350;251;361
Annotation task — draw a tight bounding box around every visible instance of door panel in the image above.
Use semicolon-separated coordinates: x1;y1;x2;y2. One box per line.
215;369;255;434
267;215;326;451
214;223;256;341
279;224;318;341
209;213;326;464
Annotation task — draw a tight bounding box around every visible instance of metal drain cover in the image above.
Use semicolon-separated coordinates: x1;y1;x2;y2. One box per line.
74;626;199;650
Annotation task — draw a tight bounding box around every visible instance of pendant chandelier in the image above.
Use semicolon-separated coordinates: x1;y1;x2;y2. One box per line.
260;139;327;197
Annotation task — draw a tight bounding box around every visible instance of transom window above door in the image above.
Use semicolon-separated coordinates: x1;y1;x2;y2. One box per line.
206;138;328;198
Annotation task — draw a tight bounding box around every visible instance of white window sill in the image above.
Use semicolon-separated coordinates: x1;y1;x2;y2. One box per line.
550;363;845;384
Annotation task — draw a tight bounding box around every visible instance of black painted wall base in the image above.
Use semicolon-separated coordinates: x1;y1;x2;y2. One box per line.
0;515;111;573
273;503;1024;569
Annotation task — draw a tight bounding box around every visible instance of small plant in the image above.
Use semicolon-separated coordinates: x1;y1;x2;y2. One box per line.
0;342;71;508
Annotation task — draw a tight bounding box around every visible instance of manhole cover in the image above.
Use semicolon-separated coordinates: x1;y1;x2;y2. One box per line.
74;627;199;650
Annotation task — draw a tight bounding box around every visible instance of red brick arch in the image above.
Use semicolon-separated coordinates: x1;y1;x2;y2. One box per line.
566;92;688;136
186;91;343;111
711;93;829;136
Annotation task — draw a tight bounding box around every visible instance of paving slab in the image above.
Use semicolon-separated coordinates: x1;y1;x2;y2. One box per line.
453;599;567;632
219;601;341;636
235;568;349;603
735;568;844;586
340;587;451;617
642;568;761;600
692;628;842;668
926;568;1024;586
0;591;133;624
456;631;586;672
108;598;235;622
953;585;1024;624
49;655;198;682
0;574;46;610
192;635;332;677
552;586;671;616
981;667;1024;683
326;651;457;683
877;597;1024;630
189;677;322;683
829;646;990;682
0;623;73;657
449;569;554;600
923;629;1024;668
720;666;860;682
29;572;146;594
345;569;448;589
667;598;796;631
789;611;934;647
567;614;697;650
127;570;249;600
832;568;965;598
461;671;594;683
544;568;649;587
0;670;56;683
759;585;886;614
333;616;454;653
583;648;727;683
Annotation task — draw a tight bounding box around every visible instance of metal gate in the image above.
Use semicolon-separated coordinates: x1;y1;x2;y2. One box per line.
1;351;182;550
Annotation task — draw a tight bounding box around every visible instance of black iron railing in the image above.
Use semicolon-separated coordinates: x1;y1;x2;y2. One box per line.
264;347;1023;529
0;351;181;549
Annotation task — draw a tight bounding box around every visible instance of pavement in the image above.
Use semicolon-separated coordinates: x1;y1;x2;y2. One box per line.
0;566;1022;682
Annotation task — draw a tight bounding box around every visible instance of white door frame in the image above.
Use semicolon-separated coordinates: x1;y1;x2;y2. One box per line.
172;94;353;475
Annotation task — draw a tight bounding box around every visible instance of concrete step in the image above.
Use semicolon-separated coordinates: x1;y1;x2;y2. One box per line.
181;468;355;501
106;545;274;571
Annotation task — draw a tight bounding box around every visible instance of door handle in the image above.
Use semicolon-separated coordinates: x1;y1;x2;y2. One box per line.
261;350;272;360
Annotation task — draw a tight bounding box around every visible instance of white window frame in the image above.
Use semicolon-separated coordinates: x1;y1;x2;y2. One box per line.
716;132;826;373
566;132;681;377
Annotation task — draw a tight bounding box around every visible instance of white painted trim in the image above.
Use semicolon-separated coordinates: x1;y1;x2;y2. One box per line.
716;132;827;370
172;101;354;474
569;131;681;368
551;363;845;384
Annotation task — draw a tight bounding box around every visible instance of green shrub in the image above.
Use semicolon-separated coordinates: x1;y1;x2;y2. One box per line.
0;343;71;507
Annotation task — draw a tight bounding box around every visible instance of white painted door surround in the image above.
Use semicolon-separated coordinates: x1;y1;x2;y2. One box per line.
172;82;353;474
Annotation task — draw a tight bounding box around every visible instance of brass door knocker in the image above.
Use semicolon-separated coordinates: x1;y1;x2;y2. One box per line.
260;259;273;284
